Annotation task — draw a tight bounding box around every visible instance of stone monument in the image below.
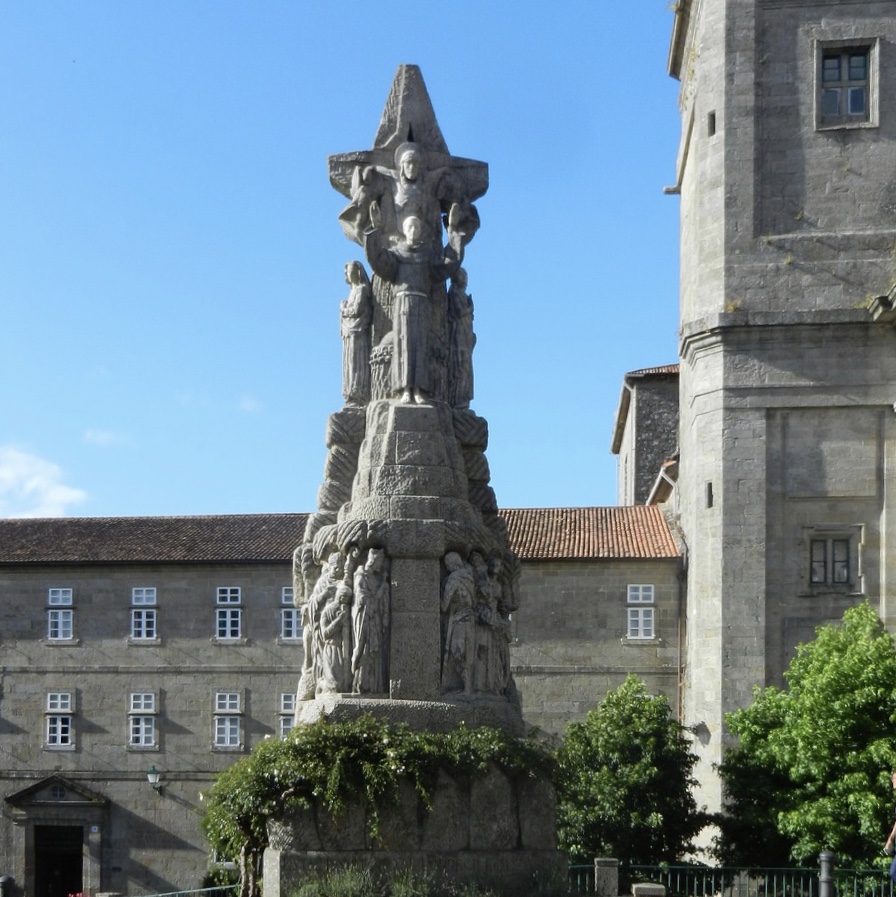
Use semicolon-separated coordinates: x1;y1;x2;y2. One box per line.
293;63;522;735
265;65;563;895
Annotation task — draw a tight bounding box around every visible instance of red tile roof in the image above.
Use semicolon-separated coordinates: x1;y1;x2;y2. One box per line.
0;507;680;564
503;506;680;560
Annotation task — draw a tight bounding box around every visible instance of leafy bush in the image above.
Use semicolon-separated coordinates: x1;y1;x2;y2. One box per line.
717;602;896;866
555;675;707;863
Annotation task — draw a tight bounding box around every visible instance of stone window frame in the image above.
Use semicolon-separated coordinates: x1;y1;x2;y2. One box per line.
801;524;865;596
45;691;75;750
815;37;880;131
213;690;243;751
626;584;656;640
128;691;158;750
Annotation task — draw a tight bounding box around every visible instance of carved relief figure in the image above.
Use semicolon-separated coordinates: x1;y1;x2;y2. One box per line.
351;548;390;694
339;143;481;250
447;268;475;408
440;551;478;695
364;204;464;403
303;551;345;697
319;575;354;694
340;261;373;405
485;555;512;694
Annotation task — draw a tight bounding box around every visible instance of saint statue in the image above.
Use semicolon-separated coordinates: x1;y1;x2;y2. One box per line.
440;551;478;695
364;203;464;403
340;261;373;405
351;548;390;694
447;268;475;408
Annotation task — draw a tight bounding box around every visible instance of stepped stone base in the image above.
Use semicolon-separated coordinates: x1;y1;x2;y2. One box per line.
264;765;565;897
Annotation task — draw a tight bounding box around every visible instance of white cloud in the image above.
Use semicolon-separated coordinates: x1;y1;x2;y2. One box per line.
0;447;87;518
84;429;127;446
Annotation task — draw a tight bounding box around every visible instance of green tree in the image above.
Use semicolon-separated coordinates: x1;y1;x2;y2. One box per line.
718;602;896;866
555;675;707;863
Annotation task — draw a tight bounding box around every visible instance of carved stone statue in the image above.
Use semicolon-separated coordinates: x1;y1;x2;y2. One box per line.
319;578;353;694
301;551;345;698
351;547;390;694
447;268;475;408
338;142;481;250
340;261;373;405
364;204;464;403
440;552;477;695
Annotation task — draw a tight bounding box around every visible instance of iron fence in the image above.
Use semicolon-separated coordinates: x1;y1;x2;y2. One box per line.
565;865;896;897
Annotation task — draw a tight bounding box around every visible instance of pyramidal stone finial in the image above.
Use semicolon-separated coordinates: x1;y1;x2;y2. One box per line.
372;64;450;155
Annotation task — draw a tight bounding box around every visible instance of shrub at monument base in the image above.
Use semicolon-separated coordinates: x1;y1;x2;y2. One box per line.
201;715;559;897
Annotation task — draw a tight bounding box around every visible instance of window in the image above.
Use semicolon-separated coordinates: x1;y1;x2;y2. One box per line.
217;608;241;639
47;609;74;640
129;692;157;747
817;41;877;129
279;693;296;738
46;692;73;748
627;584;655;639
48;588;73;605
810;537;851;585
281;608;301;640
280;586;301;640
46;588;74;641
131;587;158;640
216;588;242;640
214;691;242;748
132;587;156;605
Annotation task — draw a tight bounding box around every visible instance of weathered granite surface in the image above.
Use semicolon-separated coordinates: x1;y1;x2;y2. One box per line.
293;64;522;732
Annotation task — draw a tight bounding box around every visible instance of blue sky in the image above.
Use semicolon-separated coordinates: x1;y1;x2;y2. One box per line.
1;3;682;518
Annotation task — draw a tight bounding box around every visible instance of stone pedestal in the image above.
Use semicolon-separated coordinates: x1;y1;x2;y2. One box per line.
264;766;566;897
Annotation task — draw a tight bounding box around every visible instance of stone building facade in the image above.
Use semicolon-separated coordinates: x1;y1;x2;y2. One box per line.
667;0;896;814
0;507;681;894
611;365;680;506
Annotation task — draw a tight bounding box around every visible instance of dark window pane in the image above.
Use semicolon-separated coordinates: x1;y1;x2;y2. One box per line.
822;56;841;82
848;53;867;81
822;89;841;117
848;87;867;116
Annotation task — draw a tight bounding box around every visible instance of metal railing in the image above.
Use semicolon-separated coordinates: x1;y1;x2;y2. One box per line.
137;886;237;897
568;864;896;897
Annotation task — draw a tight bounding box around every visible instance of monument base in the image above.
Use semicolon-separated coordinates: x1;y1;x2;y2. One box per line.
296;693;527;737
264;765;566;897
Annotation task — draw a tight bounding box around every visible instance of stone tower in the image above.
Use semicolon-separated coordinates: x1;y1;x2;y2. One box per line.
293;65;523;734
670;1;896;813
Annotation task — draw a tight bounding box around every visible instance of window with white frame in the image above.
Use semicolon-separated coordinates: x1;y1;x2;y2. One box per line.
626;584;655;640
45;692;74;748
281;586;301;641
279;692;296;738
214;691;242;748
128;692;157;747
817;40;877;129
47;588;74;641
216;587;242;639
131;587;158;640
